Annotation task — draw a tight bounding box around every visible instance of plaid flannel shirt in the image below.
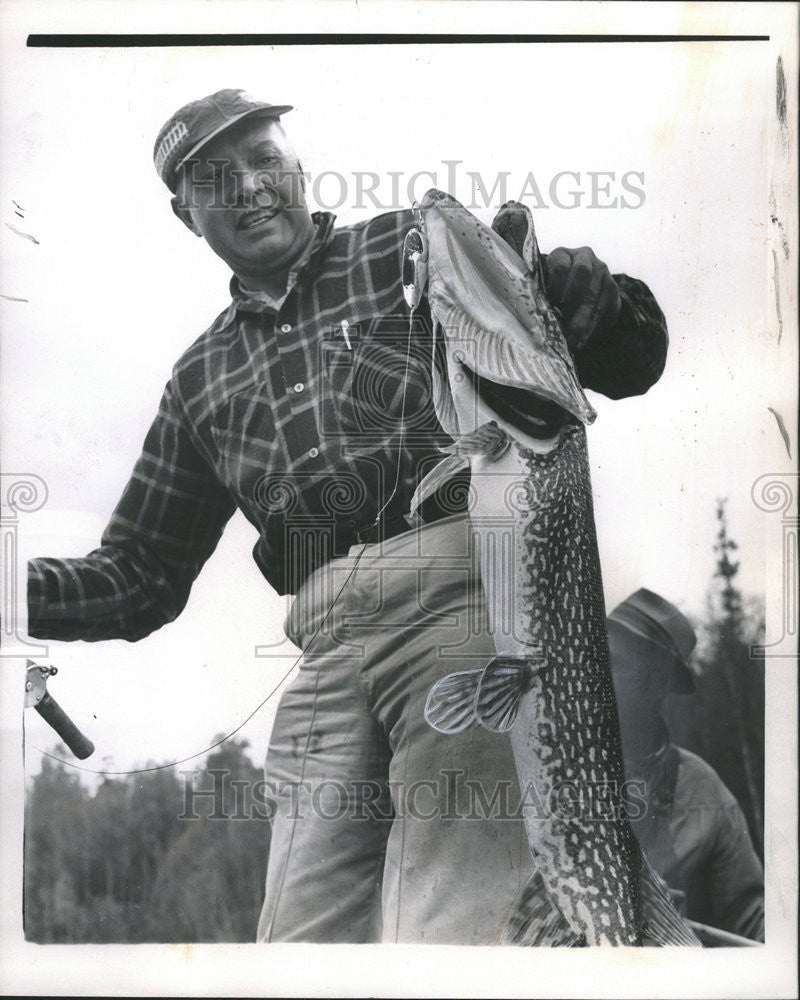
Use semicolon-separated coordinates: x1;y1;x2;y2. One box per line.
28;208;667;641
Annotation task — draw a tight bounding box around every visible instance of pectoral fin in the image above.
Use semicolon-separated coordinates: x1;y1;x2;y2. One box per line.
409;422;511;518
424;668;483;734
475;654;539;733
409;453;470;518
443;421;511;459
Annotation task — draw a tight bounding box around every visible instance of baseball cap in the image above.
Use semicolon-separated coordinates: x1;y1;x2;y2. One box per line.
154;89;293;192
607;588;697;693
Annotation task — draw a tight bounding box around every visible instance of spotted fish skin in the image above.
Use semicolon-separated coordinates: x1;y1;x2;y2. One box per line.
491;427;640;945
415;189;697;947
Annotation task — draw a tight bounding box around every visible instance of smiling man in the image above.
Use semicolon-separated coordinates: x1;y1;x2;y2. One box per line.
28;89;670;944
167;103;315;295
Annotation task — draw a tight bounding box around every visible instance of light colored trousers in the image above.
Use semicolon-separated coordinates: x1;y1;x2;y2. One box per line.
256;514;534;944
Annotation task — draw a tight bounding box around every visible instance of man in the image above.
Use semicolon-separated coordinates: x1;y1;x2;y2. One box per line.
608;589;765;942
28;89;669;944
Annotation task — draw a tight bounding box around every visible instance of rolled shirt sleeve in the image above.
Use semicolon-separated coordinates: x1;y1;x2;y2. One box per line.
28;381;236;642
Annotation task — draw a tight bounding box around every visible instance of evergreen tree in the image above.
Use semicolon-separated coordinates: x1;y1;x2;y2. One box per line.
24;737;269;942
146;737;269;942
664;499;765;858
24;748;92;942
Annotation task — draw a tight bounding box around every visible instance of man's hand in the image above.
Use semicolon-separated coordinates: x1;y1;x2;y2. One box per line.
545;247;623;353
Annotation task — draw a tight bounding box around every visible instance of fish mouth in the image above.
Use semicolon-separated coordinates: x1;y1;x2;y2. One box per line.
444;315;596;427
420;189;596;429
461;365;574;439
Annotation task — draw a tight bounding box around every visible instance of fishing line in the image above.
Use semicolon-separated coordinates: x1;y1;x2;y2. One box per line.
27;225;430;783
31;214;431;940
368;300;419;529
29;543;369;777
267;258;428;939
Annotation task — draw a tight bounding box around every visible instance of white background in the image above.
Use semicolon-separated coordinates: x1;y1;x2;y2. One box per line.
1;1;797;997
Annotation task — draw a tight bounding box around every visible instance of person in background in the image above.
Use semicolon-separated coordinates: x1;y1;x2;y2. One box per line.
608;588;765;942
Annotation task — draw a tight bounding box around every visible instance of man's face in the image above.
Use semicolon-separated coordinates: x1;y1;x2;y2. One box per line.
172;115;314;289
609;627;672;734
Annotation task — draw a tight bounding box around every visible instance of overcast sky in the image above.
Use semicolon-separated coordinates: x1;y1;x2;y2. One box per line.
1;8;795;782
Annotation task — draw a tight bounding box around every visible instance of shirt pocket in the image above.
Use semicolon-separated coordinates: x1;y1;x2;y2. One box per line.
209;385;282;512
319;318;436;456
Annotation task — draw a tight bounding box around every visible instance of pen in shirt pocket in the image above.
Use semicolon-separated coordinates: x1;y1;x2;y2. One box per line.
340;320;352;350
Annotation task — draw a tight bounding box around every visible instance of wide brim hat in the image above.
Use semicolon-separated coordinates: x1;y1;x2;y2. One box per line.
607;588;697;694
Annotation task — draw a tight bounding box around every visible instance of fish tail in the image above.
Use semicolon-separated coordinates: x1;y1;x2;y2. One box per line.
499;870;585;947
638;850;702;946
500;851;702;947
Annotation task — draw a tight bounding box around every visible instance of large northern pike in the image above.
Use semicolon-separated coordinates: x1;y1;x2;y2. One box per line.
408;189;698;947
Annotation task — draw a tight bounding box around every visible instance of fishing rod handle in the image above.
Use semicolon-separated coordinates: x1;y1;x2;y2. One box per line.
34;691;95;759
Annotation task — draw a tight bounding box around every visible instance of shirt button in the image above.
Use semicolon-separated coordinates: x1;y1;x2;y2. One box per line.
293;382;304;393
308;447;319;459
280;323;292;333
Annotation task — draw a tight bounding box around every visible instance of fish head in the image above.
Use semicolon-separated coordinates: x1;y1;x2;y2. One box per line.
419;189;596;454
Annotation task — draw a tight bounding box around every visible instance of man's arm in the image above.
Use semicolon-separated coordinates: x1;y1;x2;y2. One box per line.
28;381;236;642
683;785;765;942
544;247;668;400
701;800;765;942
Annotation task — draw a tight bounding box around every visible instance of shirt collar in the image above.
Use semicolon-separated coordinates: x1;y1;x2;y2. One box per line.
230;211;337;314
